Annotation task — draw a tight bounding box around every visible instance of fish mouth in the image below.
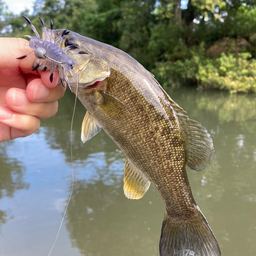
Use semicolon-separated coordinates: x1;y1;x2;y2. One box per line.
76;75;109;92
81;76;108;89
76;67;110;90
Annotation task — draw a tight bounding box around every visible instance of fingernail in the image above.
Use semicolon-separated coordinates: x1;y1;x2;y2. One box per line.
33;82;50;101
12;90;28;106
0;106;12;119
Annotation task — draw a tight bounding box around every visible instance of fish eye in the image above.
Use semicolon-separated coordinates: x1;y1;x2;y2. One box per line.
64;38;79;49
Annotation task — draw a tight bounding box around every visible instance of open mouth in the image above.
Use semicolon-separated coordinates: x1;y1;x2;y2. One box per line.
85;80;101;89
80;73;109;90
79;76;108;92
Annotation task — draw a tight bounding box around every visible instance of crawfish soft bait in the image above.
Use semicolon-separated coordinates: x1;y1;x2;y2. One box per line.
17;16;86;90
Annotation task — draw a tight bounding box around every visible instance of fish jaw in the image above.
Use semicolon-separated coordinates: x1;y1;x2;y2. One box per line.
64;54;110;90
71;54;111;88
50;29;111;89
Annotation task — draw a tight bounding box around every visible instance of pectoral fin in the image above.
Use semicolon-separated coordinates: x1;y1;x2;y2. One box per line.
81;111;102;143
178;113;214;171
123;159;151;200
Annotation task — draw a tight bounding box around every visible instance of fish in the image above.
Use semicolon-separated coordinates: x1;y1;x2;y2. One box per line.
49;28;221;256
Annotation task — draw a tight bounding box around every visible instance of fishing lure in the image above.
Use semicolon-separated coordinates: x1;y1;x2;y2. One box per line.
17;16;87;90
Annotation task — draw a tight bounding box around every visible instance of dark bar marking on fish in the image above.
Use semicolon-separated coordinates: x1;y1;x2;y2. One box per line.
78;51;88;55
32;63;40;71
43;66;47;72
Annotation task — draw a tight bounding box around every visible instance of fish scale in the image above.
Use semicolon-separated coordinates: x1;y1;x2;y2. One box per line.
99;69;194;217
53;29;221;256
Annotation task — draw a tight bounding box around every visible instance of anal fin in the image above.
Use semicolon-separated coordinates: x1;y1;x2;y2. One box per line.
123;159;150;200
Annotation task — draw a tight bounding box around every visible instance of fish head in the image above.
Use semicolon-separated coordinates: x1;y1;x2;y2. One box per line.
53;29;111;89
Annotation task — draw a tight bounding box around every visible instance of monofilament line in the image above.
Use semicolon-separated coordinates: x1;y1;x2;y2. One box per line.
47;76;79;256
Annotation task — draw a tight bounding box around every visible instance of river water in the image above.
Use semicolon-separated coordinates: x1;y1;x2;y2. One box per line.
0;87;255;256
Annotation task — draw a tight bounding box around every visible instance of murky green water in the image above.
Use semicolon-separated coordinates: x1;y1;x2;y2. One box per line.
1;87;256;256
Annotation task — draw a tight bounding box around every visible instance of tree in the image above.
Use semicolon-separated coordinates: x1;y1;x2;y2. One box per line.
0;0;12;36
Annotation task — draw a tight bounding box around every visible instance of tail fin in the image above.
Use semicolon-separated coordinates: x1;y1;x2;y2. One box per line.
159;207;221;256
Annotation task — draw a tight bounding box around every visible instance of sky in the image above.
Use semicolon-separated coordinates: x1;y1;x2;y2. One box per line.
5;0;34;15
6;0;189;15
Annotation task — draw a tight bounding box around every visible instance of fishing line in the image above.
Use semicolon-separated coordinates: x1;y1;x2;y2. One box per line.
48;74;79;256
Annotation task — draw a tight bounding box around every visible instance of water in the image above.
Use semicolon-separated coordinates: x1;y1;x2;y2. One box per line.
0;87;256;256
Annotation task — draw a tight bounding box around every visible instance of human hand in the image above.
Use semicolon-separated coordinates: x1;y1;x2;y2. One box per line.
0;38;66;142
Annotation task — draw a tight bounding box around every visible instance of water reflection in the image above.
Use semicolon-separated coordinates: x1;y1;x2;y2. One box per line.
65;178;163;256
0;142;28;228
170;88;256;256
1;88;256;256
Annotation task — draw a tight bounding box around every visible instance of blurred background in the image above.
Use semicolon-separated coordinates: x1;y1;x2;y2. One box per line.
0;1;256;256
1;87;256;256
1;0;256;93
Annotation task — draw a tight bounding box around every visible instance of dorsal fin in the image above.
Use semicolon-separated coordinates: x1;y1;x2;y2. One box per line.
177;113;214;171
81;111;102;143
149;72;213;171
123;158;151;200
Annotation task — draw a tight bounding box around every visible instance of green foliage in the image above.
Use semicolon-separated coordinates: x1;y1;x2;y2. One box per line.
3;0;256;93
211;53;256;93
0;0;12;35
154;44;256;93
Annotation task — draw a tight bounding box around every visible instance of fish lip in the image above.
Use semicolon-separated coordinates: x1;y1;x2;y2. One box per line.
83;77;107;88
78;72;110;89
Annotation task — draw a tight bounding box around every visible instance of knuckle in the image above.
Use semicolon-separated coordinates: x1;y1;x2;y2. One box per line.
33;120;41;134
25;118;40;136
41;101;58;119
51;101;59;117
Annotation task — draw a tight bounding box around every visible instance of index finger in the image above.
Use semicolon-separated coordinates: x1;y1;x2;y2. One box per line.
0;38;35;71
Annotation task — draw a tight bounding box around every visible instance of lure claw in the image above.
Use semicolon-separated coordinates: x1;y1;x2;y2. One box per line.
60;77;65;88
50;73;54;83
19;17;78;93
32;63;40;71
17;55;27;59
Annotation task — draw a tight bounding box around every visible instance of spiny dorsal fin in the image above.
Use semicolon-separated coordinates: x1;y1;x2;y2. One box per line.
81;111;102;143
178;113;214;171
123;159;151;200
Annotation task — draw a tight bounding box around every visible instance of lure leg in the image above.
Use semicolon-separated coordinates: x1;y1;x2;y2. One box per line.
49;64;57;83
55;30;70;46
23;16;40;38
50;20;54;43
58;68;66;88
17;51;34;60
39;17;48;41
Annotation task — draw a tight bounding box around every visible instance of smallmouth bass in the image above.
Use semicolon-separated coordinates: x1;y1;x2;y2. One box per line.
52;29;221;256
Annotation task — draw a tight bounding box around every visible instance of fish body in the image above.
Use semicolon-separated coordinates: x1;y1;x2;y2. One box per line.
53;29;221;256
